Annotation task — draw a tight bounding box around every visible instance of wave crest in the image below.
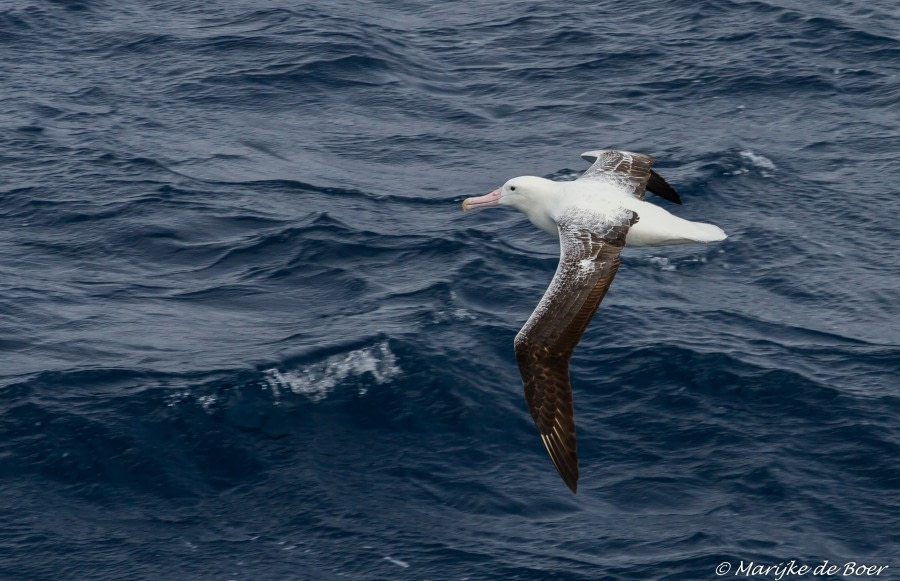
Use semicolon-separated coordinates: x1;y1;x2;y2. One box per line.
262;341;400;402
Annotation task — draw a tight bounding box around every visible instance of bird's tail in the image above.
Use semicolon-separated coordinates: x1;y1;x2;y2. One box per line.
690;222;727;242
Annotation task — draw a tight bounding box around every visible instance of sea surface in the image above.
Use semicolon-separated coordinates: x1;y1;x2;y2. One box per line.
1;1;899;579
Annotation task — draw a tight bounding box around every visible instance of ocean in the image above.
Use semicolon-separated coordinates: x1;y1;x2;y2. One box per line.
1;0;898;579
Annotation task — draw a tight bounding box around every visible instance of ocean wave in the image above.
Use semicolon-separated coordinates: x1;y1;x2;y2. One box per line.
262;341;400;403
2;0;899;577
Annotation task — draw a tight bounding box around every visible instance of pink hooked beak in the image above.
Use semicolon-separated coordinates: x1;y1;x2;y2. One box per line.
461;188;502;211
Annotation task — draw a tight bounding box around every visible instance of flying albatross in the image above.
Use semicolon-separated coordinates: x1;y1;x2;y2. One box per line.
461;150;726;493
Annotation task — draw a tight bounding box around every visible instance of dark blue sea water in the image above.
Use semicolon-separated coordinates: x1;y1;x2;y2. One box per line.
2;1;899;579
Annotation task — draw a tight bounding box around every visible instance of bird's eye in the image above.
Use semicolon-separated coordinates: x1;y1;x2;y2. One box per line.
510;186;516;191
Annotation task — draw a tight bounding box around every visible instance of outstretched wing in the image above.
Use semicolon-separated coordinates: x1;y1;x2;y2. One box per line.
578;149;682;204
514;207;638;493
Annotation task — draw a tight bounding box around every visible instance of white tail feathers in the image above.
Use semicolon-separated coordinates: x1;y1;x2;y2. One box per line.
691;222;727;242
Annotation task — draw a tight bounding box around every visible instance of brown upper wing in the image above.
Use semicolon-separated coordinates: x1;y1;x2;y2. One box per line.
579;150;682;204
513;208;637;493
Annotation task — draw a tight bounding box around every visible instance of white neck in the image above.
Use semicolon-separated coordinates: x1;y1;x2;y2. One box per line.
519;179;562;235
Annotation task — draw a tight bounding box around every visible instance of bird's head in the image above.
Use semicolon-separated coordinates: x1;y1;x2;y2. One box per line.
461;176;552;213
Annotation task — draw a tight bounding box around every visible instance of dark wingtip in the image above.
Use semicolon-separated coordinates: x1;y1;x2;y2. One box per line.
648;169;682;204
553;459;578;494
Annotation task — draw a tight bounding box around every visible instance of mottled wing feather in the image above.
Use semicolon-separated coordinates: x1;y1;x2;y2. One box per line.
578;150;682;204
578;150;654;200
514;208;637;493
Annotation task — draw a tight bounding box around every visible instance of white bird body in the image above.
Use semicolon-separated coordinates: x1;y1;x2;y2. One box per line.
506;176;726;247
461;150;726;493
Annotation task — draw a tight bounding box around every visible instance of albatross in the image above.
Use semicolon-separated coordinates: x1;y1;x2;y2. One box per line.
461;150;726;493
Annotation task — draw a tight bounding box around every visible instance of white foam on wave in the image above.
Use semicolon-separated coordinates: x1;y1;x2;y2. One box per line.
383;556;410;568
645;254;711;272
166;389;219;412
648;256;677;271
735;149;777;178
739;150;776;170
430;290;476;324
262;341;400;403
